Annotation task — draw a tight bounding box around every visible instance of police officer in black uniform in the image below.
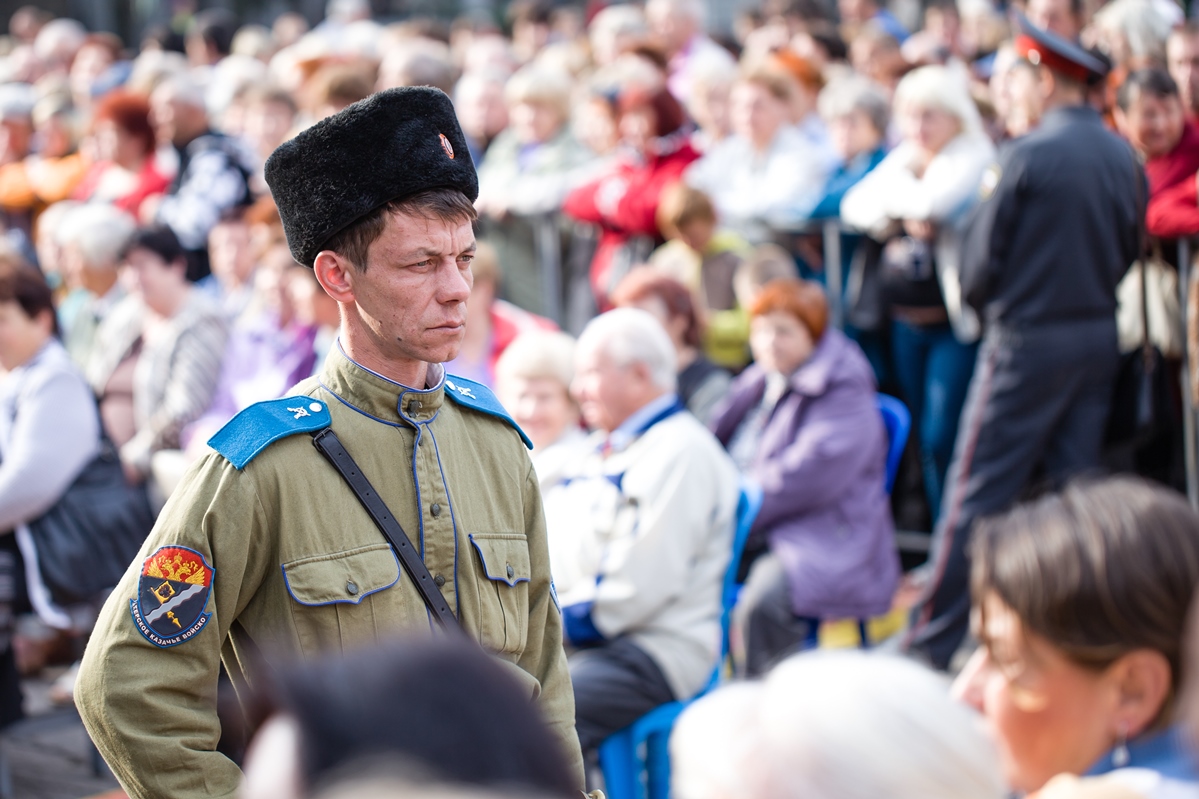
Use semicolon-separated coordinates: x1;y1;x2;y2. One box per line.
905;19;1145;669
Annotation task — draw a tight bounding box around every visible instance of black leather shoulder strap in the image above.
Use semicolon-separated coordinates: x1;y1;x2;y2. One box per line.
310;427;460;631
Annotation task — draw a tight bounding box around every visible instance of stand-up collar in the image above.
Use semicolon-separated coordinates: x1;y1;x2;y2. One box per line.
318;341;446;426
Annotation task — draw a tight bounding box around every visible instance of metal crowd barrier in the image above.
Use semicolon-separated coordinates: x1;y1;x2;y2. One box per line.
1177;239;1198;509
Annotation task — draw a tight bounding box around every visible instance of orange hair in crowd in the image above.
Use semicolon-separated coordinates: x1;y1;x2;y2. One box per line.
770;50;826;92
749;278;829;341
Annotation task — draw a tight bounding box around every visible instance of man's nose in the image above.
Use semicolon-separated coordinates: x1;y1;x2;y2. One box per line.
438;260;472;302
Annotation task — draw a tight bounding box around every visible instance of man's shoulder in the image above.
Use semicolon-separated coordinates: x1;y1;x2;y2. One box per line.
636;410;734;468
442;374;532;450
207;394;331;469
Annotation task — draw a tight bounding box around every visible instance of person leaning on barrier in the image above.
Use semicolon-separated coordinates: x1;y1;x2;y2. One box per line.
75;87;585;799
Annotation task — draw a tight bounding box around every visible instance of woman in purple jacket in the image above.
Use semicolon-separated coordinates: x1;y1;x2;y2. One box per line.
711;278;899;676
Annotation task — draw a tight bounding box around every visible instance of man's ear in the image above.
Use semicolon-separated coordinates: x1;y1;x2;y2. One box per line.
313;250;356;305
630;360;658;393
1110;649;1173;739
1038;67;1057;102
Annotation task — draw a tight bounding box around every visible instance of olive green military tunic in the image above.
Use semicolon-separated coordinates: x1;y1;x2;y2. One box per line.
75;347;584;798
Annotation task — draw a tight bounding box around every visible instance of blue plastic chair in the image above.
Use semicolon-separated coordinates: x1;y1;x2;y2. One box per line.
798;394;911;650
598;478;764;799
876;394;911;496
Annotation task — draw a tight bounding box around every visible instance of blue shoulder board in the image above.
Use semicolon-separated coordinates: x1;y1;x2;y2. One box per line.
443;375;533;450
208;396;332;469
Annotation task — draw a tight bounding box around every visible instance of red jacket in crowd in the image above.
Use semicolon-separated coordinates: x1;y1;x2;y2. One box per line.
1145;121;1199;239
563;139;700;307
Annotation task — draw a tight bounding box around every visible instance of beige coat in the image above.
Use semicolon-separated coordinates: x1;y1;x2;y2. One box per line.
76;347;584;798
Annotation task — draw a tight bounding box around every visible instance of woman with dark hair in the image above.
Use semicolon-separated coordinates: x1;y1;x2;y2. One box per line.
240;638;579;799
73;90;171;218
86;226;227;487
0;257;101;722
711;278;897;676
562;85;699;308
955;476;1199;796
612;270;731;424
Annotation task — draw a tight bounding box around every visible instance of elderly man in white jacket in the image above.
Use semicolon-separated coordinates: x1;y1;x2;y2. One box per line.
543;308;740;754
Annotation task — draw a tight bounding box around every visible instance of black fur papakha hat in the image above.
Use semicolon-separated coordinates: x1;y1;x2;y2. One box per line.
265;86;478;267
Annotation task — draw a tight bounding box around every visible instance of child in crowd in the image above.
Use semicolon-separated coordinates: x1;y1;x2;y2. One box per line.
649;183;752;368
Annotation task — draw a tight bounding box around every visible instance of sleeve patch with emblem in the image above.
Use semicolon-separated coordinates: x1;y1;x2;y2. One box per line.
130;546;215;648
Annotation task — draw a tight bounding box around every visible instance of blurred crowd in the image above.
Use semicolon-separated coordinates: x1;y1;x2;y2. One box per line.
0;0;1195;796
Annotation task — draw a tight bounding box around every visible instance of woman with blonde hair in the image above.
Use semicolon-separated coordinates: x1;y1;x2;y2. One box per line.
495;331;585;490
842;64;995;523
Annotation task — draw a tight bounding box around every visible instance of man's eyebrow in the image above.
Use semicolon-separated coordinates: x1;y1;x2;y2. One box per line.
397;247;442;260
397;242;477;260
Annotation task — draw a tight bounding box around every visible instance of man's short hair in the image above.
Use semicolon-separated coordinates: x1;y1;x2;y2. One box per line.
322;187;477;272
1118;68;1180;112
577;308;678;393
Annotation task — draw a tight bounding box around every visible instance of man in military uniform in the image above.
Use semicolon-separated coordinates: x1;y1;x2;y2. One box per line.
905;21;1144;669
76;87;585;797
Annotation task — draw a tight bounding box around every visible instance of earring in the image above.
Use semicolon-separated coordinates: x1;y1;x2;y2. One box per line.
1112;722;1131;768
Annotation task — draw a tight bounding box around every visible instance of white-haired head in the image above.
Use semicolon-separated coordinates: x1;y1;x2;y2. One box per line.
894;64;985;140
153;73;208;110
672;650;1006;799
57;204;136;270
578;308;678;394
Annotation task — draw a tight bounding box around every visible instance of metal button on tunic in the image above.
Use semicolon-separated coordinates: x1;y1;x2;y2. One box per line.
506;564;514;579
346;581;358;595
434;574;446;587
431;503;442;517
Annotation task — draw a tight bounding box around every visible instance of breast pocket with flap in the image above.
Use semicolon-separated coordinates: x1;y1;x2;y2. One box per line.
468;533;531;655
281;543;402;654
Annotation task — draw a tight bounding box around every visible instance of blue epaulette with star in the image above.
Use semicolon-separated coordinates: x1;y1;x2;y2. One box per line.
208;396;332;469
443;375;533;450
